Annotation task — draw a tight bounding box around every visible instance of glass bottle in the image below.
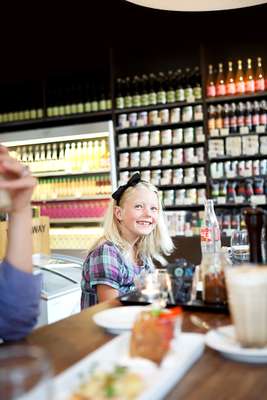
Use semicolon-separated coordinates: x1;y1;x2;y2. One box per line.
255;57;265;92
245;58;255;93
166;70;176;103
244;101;253;131
156;72;167;104
192;66;202;100
200;199;221;255
124;77;133;108
206;64;216;97
115;78;124;109
141;74;149;107
226;61;236;95
175;69;185;102
148;73;157;105
132;75;141;107
244;207;264;263
216;63;226;96
235;60;246;95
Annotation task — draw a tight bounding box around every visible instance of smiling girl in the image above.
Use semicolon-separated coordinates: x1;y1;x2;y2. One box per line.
81;173;174;307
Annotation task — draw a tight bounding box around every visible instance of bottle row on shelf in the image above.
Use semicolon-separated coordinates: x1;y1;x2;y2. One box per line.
115;67;202;110
210;158;267;179
0;109;44;124
209;136;267;158
32;175;112;202
207;57;266;98
9;139;110;175
38;200;109;219
46;80;111;114
211;178;267;204
118;126;205;149
166;209;247;238
208;100;267;135
118;146;205;170
119;167;206;187
117;105;203;129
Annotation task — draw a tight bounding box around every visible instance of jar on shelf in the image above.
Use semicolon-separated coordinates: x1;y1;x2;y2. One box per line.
175;189;186;205
172;128;183;144
159;109;169;124
138;111;148;126
149;110;159;125
173;168;183;184
139;131;150;146
118;114;128;128
163;190;174;206
151;150;162;166
129;132;139;147
151;170;161;186
183;127;194;143
161;169;172;185
129;112;138;127
119;152;129;168
118;134;128;148
172;148;183;164
162;149;172;165
182;106;193;122
161;129;172;145
141;170;151;182
130;151;140;167
195;126;205;142
170;108;181;123
140;151;151;167
150;130;160;146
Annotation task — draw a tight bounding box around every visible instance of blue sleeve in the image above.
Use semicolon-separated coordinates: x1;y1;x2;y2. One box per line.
0;261;42;341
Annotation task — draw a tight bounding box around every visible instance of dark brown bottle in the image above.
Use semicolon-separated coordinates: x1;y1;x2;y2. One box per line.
244;207;264;263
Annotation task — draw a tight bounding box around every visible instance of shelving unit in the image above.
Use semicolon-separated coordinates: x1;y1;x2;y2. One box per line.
0;44;267;236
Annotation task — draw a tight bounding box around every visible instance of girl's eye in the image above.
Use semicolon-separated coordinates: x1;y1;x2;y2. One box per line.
151;206;158;212
135;204;143;209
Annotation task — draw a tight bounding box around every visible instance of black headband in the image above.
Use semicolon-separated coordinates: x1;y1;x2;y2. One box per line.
112;173;142;204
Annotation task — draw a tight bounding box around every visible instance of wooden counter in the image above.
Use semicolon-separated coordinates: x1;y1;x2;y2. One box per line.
22;300;267;400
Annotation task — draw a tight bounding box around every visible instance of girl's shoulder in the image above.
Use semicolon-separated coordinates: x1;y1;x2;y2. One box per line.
89;240;122;258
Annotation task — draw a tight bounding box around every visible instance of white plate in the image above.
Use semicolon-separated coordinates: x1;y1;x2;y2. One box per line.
52;332;204;400
206;325;267;364
93;306;148;334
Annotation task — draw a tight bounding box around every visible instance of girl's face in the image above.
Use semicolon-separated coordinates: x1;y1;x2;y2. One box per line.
115;186;159;244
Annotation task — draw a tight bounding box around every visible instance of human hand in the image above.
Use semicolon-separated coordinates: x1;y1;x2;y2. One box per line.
0;146;37;213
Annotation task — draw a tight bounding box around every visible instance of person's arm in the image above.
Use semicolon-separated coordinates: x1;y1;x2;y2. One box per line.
0;146;41;341
0;146;37;272
96;285;119;302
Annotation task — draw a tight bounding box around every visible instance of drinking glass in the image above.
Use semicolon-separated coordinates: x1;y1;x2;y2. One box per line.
230;229;249;264
0;345;53;400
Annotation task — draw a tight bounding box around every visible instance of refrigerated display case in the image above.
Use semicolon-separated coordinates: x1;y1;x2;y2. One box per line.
33;253;85;327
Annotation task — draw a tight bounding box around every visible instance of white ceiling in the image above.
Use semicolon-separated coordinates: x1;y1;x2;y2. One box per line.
125;0;267;12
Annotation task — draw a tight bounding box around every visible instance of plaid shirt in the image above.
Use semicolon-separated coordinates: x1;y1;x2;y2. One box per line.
81;241;154;308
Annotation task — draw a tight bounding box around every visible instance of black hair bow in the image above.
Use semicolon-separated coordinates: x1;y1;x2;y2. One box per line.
112;173;141;204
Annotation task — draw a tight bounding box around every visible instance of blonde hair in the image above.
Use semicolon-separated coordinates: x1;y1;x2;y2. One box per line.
90;181;174;265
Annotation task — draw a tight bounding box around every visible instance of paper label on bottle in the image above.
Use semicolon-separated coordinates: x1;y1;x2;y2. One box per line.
245;80;255;93
217;197;226;204
226;82;236;95
207;86;216;97
216;84;226;96
236;81;245;94
240;126;249;134
251;195;266;205
200;226;220;242
256;125;266;133
256;78;265;91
